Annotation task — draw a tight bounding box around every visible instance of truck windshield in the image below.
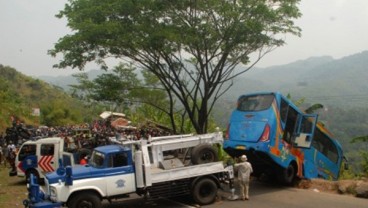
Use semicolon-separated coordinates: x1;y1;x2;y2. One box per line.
89;151;105;168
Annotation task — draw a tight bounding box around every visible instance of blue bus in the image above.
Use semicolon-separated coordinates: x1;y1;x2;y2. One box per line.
223;92;344;184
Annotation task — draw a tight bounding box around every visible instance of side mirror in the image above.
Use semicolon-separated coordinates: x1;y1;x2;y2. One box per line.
65;166;73;186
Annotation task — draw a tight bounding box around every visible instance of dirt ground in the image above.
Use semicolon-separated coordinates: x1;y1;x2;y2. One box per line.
0;165;28;208
297;178;367;197
298;178;340;193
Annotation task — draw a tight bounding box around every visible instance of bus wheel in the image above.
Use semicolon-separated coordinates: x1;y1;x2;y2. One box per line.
191;144;218;164
279;163;295;185
192;178;218;205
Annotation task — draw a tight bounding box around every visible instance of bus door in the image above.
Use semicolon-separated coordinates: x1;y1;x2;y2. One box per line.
292;114;318;148
290;113;318;178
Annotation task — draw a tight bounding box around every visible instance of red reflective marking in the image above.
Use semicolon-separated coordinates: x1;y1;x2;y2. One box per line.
18;161;25;173
38;156;54;172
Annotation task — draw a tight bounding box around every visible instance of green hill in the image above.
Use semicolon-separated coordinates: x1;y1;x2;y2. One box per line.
0;65;99;132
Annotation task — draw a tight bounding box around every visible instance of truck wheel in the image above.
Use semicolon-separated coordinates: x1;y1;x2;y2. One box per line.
26;169;40;184
68;192;101;208
192;178;218;205
191;144;218;164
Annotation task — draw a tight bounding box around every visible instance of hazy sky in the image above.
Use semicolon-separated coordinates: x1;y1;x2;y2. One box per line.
1;0;368;77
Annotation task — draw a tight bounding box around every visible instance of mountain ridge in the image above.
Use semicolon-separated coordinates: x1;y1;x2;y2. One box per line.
225;50;368;108
37;50;368;108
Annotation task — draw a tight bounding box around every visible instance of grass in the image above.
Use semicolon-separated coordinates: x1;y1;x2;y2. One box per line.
0;164;28;208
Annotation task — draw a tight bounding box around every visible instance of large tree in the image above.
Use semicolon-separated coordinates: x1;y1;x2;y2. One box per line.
50;0;301;133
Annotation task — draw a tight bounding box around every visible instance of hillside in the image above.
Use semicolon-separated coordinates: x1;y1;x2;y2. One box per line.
0;65;98;132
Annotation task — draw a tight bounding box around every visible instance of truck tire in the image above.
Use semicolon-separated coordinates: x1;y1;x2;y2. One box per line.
192;178;218;205
68;191;101;208
191;144;218;164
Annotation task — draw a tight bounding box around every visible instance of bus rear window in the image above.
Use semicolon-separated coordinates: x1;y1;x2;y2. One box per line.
237;94;274;111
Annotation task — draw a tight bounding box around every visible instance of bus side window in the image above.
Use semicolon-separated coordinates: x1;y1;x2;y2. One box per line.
313;129;339;163
280;98;289;124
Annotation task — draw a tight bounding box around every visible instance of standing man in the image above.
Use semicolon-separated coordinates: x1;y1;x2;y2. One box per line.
8;142;17;173
234;155;253;200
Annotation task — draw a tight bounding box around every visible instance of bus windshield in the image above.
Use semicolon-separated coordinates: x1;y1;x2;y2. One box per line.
237;94;274;111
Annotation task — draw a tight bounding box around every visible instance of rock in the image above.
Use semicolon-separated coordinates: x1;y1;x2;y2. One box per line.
355;181;368;198
309;178;337;193
337;180;357;194
298;178;368;199
297;179;312;189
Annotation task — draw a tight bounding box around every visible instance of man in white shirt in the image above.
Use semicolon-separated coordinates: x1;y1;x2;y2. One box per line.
234;155;253;200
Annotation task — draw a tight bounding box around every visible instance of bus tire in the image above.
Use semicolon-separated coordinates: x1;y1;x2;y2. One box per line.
26;169;40;184
191;144;218;164
192;178;218;205
279;163;296;185
68;191;101;208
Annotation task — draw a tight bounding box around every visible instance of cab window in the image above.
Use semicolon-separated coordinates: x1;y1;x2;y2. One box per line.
18;144;36;160
109;152;128;168
41;144;54;156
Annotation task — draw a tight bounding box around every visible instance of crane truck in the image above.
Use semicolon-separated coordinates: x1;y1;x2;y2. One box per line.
23;132;234;208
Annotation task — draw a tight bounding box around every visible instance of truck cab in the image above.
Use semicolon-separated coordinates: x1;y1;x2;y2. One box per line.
12;137;75;183
84;145;137;195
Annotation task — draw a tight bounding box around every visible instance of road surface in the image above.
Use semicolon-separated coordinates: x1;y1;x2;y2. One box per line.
102;180;367;208
204;180;367;208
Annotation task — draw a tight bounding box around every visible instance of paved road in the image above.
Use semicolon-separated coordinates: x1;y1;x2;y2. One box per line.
104;197;195;208
203;180;367;208
102;180;367;208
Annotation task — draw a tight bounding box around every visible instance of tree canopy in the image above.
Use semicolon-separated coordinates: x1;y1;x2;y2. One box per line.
50;0;301;133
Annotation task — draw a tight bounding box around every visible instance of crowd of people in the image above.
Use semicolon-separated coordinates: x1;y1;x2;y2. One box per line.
0;115;172;168
0;140;16;170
